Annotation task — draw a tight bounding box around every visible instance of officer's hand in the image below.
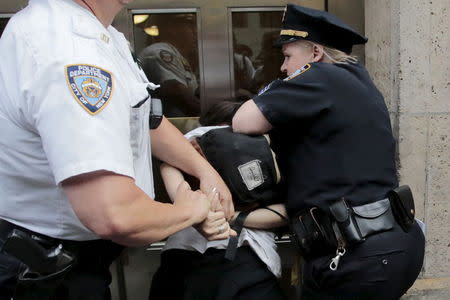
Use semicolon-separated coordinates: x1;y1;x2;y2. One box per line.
199;172;235;220
173;181;210;224
195;189;237;240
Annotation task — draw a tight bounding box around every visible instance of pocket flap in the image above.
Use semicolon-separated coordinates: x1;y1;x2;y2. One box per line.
353;198;390;218
130;82;150;108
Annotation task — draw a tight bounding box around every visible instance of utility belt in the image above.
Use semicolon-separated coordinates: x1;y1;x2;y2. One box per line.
290;185;416;270
0;219;123;299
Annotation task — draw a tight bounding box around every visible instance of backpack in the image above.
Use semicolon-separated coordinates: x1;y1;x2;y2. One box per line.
197;127;281;209
197;127;284;260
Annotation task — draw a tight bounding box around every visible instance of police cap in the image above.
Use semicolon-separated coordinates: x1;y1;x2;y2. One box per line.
275;4;368;54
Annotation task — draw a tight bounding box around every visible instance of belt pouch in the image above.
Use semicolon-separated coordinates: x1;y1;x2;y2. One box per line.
388;185;415;232
352;198;395;237
329;198;364;244
290;209;336;259
290;213;312;258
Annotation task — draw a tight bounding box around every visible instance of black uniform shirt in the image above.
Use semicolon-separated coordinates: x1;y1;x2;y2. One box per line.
254;62;398;216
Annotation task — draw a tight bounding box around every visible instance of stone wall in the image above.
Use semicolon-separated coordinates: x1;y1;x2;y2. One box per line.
365;0;450;297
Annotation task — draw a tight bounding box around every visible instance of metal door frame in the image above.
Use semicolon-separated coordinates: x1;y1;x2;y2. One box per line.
129;7;206;105
227;6;285;95
117;0;327;107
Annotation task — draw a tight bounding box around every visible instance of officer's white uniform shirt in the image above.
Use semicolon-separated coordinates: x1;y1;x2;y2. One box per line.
163;126;282;278
0;0;154;240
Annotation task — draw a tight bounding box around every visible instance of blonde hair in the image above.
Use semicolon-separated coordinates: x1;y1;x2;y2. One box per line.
299;40;359;64
321;45;358;64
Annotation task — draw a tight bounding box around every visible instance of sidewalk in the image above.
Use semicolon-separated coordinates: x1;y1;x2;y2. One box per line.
402;277;450;300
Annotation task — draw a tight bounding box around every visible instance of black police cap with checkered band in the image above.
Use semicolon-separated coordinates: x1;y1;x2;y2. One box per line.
275;4;368;54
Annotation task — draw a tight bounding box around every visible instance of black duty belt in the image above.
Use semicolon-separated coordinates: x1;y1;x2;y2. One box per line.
290;185;416;271
0;219;124;273
0;219;124;300
0;219;55;244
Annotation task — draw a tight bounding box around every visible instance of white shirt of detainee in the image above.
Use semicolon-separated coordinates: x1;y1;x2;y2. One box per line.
0;0;154;240
163;126;282;278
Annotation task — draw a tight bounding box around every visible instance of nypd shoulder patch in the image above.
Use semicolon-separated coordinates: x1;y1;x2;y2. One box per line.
284;63;311;81
258;80;279;96
65;64;114;115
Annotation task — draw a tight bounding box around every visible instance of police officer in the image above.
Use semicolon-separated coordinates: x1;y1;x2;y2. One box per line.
0;0;233;299
233;4;425;300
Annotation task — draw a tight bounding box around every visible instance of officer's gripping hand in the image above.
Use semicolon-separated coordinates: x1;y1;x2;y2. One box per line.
173;181;210;224
195;188;237;240
199;172;234;220
190;137;234;219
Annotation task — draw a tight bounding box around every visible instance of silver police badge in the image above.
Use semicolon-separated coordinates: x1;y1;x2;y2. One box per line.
65;64;114;115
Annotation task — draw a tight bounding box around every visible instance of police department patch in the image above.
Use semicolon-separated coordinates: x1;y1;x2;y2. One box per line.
258;80;277;96
65;64;114;115
159;50;173;63
284;63;311;81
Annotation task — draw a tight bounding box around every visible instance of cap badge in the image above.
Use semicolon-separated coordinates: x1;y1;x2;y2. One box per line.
280;29;309;38
159;50;174;63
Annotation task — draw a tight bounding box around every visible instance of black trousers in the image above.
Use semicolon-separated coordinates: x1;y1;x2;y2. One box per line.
0;220;124;300
300;222;425;300
149;247;287;300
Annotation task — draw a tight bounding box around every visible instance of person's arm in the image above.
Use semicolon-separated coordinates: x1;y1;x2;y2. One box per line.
160;162;235;240
232;204;288;230
63;170;209;247
160;162;185;201
151;117;234;219
232;99;272;134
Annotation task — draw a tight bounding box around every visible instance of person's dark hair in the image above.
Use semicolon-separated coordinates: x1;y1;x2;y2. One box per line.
199;99;243;126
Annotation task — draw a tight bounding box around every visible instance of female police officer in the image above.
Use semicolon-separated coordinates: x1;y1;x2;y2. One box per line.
233;4;425;300
0;0;233;299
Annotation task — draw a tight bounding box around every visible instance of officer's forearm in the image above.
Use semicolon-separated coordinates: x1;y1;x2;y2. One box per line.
151;117;234;219
151;117;212;178
63;171;202;246
103;196;198;246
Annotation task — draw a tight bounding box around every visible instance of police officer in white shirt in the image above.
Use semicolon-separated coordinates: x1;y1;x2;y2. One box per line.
0;0;234;299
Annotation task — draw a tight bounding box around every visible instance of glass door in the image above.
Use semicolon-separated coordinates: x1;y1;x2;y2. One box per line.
119;0;328;128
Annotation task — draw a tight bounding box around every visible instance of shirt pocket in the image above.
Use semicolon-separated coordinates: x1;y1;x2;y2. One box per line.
129;83;150;159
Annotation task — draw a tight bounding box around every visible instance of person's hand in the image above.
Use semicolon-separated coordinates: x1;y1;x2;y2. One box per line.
173;181;210;224
199;172;235;220
196;188;237;240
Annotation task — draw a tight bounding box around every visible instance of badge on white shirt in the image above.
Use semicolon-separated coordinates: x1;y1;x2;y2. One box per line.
65;64;114;115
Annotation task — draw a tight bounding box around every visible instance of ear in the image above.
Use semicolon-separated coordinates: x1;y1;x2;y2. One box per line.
311;44;325;62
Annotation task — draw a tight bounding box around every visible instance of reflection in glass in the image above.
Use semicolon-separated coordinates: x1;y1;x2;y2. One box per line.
232;11;284;100
133;13;200;118
0;18;10;37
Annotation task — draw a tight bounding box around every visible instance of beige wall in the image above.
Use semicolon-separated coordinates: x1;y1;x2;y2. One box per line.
365;0;450;284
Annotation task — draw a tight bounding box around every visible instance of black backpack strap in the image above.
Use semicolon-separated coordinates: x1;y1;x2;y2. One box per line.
261;206;289;221
224;211;251;261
